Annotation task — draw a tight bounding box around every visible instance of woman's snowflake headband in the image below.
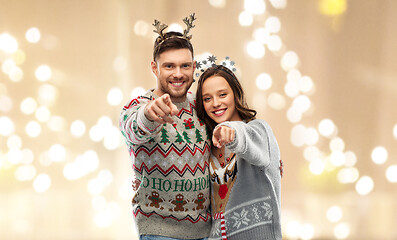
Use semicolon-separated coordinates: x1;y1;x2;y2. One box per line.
195;55;237;79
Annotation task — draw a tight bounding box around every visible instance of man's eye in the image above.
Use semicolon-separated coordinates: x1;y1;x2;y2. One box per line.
183;64;191;68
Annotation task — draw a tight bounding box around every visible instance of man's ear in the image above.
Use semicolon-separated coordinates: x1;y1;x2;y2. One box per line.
193;60;196;71
151;61;158;75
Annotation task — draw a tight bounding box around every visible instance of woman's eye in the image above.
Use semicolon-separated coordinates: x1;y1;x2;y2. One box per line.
220;93;227;97
203;97;211;102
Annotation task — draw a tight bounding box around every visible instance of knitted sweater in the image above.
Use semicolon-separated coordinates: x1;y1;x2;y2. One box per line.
208;119;282;240
119;90;212;239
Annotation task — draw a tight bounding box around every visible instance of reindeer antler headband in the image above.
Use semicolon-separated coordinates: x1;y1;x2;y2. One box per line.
153;13;197;45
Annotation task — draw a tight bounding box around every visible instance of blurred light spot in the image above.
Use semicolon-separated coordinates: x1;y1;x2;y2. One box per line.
319;0;347;16
39;151;52;167
318;119;336;137
15;165;36;181
393;124;397;139
107;87;123;106
309;158;325;175
0;116;15;136
35;106;51;122
104;126;122;150
303;146;321;161
2;59;17;74
21;148;34;164
47;115;66;132
113;56;127;72
355;176;374;195
334;222;350;239
344;151;357;167
285;221;300;238
131;87;146;98
25;27;41;43
8;66;23;82
267;35;282;52
284;81;300;98
89;125;103;142
35;64;52;82
246;41;265;59
304;127;319;145
265;16;281;33
244;0;266;15
0;33;18;53
92;196;106;210
98;170;113;187
293;95;311;113
0;95;12;112
330;150;346;167
239;11;254;26
267;92;286;110
133;20;149;36
269;0;287;9
119;178;134;200
48;144;66;162
97;116;113;128
20;97;38;115
290;124;306;147
326;206;342;223
287;106;302;123
330;137;345;151
94;210;112;227
256;73;272;90
33;173;51;193
299;76;314;93
63;150;99;180
25;121;41;138
385;165;397;183
12;49;26;65
281;51;299;70
300;223;315;240
7;148;23;164
253;27;270;44
7;134;22;149
38;84;58;106
88;179;104;195
70;120;86;137
168;23;183;33
337;167;359;184
371;146;388;164
209;0;227;8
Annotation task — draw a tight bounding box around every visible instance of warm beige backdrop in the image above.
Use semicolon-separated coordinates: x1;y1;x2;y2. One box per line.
1;0;396;239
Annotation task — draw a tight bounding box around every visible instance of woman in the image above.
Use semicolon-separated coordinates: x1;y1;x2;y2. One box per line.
196;65;282;240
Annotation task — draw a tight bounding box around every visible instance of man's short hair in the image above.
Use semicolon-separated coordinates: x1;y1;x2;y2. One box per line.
153;32;194;61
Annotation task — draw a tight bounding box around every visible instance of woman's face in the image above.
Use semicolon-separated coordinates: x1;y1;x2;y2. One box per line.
201;75;242;123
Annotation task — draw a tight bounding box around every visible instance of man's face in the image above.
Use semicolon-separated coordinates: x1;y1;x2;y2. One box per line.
151;48;196;103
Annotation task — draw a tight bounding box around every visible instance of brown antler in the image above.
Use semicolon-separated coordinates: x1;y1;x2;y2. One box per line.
152;19;168;40
182;13;196;40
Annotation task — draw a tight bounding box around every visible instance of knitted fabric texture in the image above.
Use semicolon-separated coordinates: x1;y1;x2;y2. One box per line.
209;120;282;240
120;90;212;239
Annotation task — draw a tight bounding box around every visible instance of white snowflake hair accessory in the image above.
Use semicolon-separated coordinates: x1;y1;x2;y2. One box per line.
194;55;238;80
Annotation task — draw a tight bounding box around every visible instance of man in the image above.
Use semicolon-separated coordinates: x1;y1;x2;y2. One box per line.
119;13;211;240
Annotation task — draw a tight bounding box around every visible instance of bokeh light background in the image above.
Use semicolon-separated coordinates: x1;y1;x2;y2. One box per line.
1;0;396;239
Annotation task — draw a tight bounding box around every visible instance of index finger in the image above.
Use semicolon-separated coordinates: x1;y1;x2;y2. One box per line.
162;94;179;116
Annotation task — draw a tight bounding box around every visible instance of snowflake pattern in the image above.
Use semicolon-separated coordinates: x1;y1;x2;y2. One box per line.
210;197;274;239
230;208;250;228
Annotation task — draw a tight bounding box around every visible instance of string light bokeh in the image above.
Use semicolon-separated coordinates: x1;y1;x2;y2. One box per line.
1;0;396;239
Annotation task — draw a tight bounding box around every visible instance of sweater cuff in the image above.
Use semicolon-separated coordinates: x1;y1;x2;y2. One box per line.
217;121;239;151
136;106;162;134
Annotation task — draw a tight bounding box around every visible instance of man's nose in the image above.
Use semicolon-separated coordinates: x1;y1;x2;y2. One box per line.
173;67;183;79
